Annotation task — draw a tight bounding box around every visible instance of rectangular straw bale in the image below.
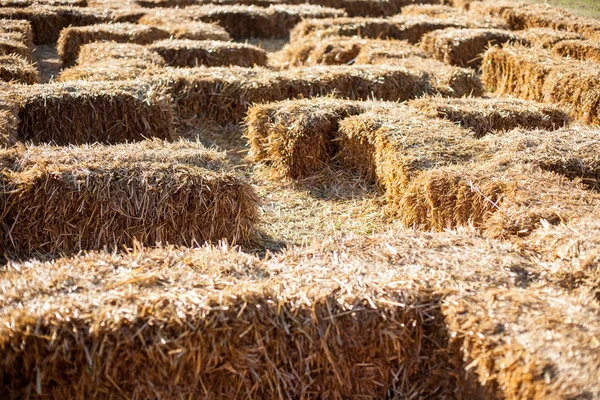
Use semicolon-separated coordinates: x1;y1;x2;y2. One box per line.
408;96;569;137
0;140;259;257
336;108;482;204
481;44;559;102
0;6;112;44
420;28;523;68
56;58;164;81
12;80;174;144
444;287;600;399
0;0;87;6
75;41;167;67
159;63;478;125
244;97;368;178
141;4;346;39
0;19;33;49
501;3;600;36
0;227;539;398
398;160;598;236
134;14;233;41
0;107;19;147
0;34;31;60
521;27;583;48
0;54;39;84
57;23;171;67
276;36;426;67
481;126;600;190
552;39;600;64
401;4;461;18
149;39;268;67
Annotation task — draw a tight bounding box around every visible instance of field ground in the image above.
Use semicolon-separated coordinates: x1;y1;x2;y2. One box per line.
2;0;600;398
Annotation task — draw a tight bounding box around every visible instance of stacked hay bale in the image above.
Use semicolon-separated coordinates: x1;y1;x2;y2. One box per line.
57;23;172;66
9;80;174;144
0;5;142;44
408;96;569;137
420;28;522;68
58;41;167;81
0;226;544;398
553;39;600;64
482;44;600;124
0;19;38;84
149;39;268;67
0;140;259;257
139;4;346;39
138;20;232;41
158;64;481;125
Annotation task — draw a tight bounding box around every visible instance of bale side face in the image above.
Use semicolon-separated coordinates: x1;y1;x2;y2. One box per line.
244;98;367;178
0;140;259;257
14;81;174;144
57;23;171;67
521;28;583;48
420;28;522;68
408;96;570;137
149;39;268;67
552;39;600;64
0;107;18;147
0;54;39;84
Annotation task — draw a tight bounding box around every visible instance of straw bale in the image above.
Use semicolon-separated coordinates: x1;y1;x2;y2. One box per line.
408;96;569;137
0;54;39;84
521;27;583;48
57;23;171;67
0;107;18;147
75;41;166;67
137;14;232;41
481;44;557;102
553;39;600;64
480;126;600;190
401;4;460;18
149;39;268;67
0;35;31;60
141;4;346;39
336;108;482;213
444;287;600;399
0;140;259;257
57;58;164;81
12;80;174;144
0;6;113;44
277;36;425;67
290;15;472;44
0;19;33;49
0;0;87;6
421;28;522;68
501;3;600;36
0;227;541;398
399;160;598;236
244;97;367;178
159;63;479;125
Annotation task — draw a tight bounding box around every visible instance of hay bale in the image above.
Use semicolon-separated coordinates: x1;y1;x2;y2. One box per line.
149;39;268;67
290;15;472;44
420;28;522;68
137;15;232;41
57;23;171;67
0;6;113;44
276;36;426;67
553;39;600;64
57;58;164;81
401;4;460;18
408;96;569;137
140;4;346;39
336;108;482;214
0;54;39;84
0;227;540;398
75;41;167;67
159;63;480;125
12;80;174;144
444;286;600;399
501;3;600;36
0;35;31;60
0;107;19;147
244;97;367;178
484;44;600;124
521;27;583;48
0;139;259;257
0;0;87;6
481;126;600;190
0;19;33;49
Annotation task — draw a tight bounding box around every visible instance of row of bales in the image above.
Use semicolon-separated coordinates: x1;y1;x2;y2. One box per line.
1;0;600;398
